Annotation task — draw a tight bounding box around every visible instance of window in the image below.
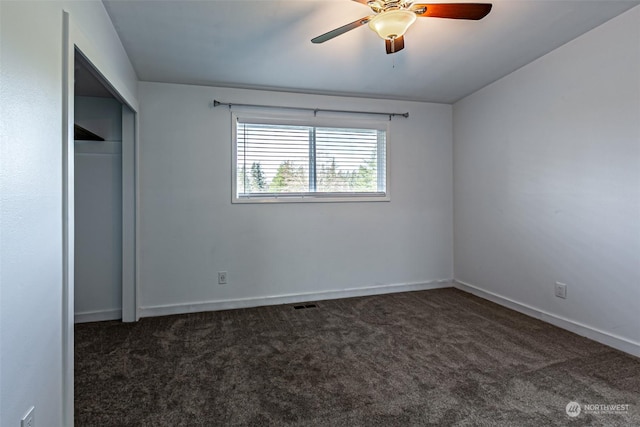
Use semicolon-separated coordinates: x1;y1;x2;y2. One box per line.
233;115;388;203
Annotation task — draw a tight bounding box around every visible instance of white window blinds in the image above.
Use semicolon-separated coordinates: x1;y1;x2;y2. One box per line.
236;120;386;200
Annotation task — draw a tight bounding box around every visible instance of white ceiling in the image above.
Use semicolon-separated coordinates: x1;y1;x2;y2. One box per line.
103;0;639;103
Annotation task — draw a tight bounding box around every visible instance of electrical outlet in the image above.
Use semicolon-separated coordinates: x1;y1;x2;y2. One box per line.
218;271;227;285
555;282;567;299
21;406;34;427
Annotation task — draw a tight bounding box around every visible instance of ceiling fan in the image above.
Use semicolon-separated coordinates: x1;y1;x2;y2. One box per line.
311;1;492;54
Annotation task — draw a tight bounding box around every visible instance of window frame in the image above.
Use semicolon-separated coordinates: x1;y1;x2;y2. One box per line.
231;111;391;204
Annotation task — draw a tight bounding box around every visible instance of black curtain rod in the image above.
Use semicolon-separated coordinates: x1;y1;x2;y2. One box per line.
211;100;409;120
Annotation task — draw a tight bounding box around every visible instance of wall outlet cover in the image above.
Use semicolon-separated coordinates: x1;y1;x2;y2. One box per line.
218;271;228;285
555;282;567;299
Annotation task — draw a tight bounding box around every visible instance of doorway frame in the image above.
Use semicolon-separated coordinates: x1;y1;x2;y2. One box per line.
62;10;140;426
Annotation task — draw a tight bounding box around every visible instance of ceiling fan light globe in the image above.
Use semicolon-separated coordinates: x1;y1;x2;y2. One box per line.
368;9;417;40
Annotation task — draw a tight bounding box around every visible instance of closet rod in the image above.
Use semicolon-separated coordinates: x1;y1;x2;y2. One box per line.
212;100;409;119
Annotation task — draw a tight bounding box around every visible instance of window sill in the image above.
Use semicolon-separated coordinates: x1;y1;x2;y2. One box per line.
232;193;390;204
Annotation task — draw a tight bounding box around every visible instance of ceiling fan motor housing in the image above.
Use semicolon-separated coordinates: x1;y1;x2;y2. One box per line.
367;0;414;14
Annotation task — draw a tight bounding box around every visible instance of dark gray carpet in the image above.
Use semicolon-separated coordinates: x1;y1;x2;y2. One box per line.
75;288;640;426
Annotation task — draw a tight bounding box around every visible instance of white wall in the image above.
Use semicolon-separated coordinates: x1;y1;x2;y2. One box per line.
138;83;453;315
0;2;137;426
74;97;123;322
453;7;640;355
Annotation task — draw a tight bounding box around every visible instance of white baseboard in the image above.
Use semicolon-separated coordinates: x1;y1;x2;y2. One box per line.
454;279;640;358
74;308;122;323
139;279;454;318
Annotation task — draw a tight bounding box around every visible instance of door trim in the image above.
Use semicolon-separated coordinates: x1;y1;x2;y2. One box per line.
62;9;140;425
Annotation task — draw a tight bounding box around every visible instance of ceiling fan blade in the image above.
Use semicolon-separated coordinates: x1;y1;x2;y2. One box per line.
411;3;492;20
311;16;374;44
385;36;405;54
